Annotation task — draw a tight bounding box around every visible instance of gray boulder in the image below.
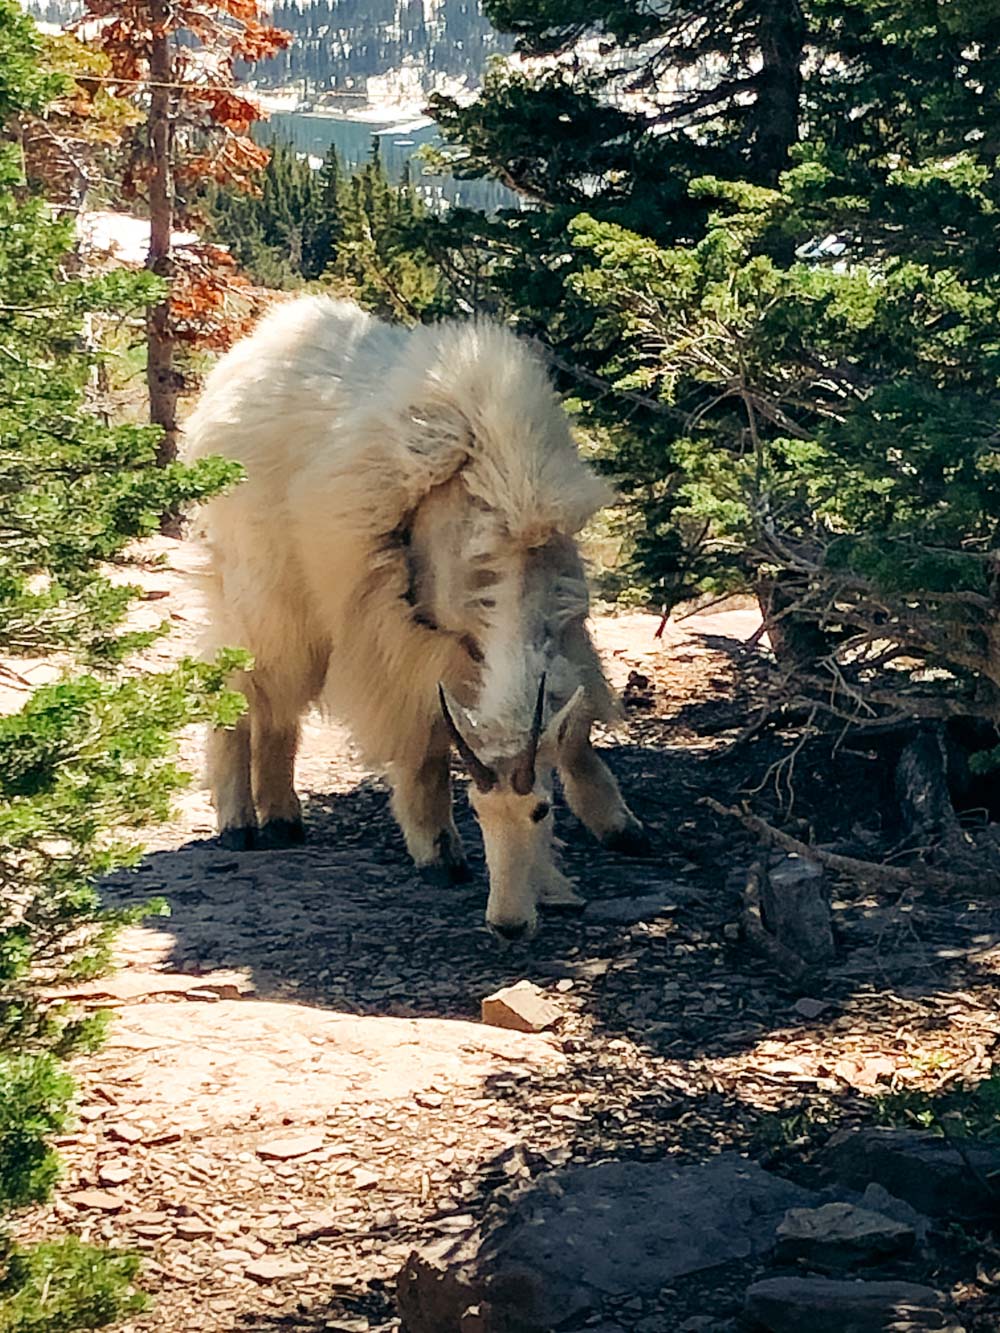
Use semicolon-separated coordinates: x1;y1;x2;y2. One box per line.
397;1154;816;1333
821;1128;1000;1219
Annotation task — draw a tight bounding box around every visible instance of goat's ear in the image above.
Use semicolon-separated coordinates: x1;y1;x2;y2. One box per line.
538;686;586;761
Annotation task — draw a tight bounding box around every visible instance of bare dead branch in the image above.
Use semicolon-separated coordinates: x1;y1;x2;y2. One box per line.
703;797;998;893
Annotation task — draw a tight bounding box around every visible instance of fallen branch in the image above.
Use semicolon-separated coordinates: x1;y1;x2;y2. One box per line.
703;797;996;893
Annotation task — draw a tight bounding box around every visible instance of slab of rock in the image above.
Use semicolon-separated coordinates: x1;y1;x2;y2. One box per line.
49;968;254;1005
744;1276;963;1333
97;1163;132;1187
67;1189;127;1212
256;1133;325;1161
583;891;688;925
106;1122;143;1144
244;1256;308;1284
776;1202;915;1268
481;981;561;1033
821;1128;1000;1218
397;1155;816;1333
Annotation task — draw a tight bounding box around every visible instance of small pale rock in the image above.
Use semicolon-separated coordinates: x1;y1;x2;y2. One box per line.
481;980;561;1033
776;1202;915;1268
415;1092;443;1109
833;1056;896;1090
145;1129;182;1147
68;1189;126;1212
549;1104;587;1121
174;1217;214;1239
98;1164;132;1187
215;1248;254;1264
745;1276;963;1333
295;1211;340;1240
257;1134;325;1161
244;1257;307;1284
351;1168;379;1191
107;1122;143;1144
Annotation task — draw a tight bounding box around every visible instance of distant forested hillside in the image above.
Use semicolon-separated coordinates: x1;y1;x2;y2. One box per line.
253;0;511;93
21;0;510;94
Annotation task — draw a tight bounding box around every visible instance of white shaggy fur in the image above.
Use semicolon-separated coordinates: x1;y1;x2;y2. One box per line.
185;296;646;936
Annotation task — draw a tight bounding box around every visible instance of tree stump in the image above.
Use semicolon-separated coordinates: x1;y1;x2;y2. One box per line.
759;854;835;965
895;725;959;843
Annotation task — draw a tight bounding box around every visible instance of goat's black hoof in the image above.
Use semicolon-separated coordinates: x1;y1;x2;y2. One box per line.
446;858;472;884
431;831;471;884
602;821;652;857
218;825;257;851
256;818;306;850
420;857;472;887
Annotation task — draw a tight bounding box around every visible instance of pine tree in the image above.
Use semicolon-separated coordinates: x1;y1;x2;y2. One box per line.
304;142;343;280
428;0;1000;757
329;141;442;321
0;9;242;1324
79;0;289;462
206;140;442;317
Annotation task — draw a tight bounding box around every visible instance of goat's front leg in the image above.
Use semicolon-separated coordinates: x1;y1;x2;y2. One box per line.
390;732;469;883
558;720;650;855
208;709;256;850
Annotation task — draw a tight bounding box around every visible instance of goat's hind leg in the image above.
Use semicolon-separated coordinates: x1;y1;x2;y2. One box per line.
559;720;650;856
251;682;305;849
390;731;469;884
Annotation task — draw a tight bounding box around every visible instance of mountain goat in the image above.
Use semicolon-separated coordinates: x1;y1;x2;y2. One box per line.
185;296;648;938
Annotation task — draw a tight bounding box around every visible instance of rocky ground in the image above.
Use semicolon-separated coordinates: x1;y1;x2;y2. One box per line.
17;539;1000;1332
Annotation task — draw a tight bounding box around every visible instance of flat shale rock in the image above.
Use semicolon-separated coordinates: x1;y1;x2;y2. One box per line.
776;1201;915;1268
744;1276;963;1333
397;1155;816;1333
821;1128;1000;1218
256;1133;325;1161
583;890;690;925
67;1189;127;1212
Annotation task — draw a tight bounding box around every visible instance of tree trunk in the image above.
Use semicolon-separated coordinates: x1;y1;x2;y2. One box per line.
756;571;829;672
751;0;806;184
146;0;178;467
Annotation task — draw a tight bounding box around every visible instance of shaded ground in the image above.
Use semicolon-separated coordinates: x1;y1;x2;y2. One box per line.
19;539;1000;1332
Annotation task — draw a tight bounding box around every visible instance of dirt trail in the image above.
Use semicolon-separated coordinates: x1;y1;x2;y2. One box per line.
20;540;1000;1332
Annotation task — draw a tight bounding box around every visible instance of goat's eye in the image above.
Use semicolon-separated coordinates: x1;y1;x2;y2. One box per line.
530;801;550;823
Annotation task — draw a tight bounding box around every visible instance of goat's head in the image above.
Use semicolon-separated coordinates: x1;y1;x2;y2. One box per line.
439;676;584;940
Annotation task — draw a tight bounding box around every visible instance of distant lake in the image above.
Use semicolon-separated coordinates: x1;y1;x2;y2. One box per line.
258;111;520;214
